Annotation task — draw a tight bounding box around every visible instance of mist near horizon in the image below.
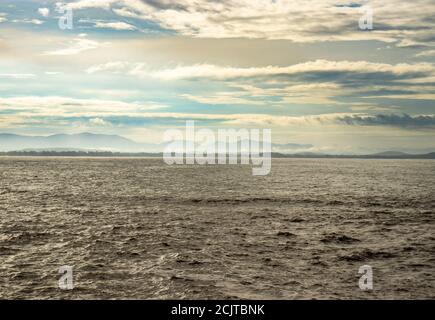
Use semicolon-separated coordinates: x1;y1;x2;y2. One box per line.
1;132;434;155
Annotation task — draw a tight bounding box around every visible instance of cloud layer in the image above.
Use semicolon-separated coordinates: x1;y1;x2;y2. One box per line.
59;0;435;46
1;95;433;129
86;59;435;105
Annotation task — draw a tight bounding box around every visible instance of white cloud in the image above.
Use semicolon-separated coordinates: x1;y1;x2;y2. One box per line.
44;38;104;56
0;96;167;118
0;73;35;79
86;61;130;74
365;93;435;100
416;50;435;58
87;59;435;82
128;60;435;80
12;18;44;25
38;8;50;18
31;19;44;25
58;0;117;10
94;21;136;30
89;117;112;126
180;93;264;106
0;13;7;23
45;71;62;75
78;18;137;30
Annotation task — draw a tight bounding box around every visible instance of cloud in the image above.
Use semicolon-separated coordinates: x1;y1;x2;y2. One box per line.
12;19;44;25
38;8;50;18
232;113;435;129
89;117;112;126
57;0;117;10
44;38;104;56
86;61;130;74
85;59;435;104
44;71;62;75
215;113;435;128
0;13;7;23
180;93;264;106
416;50;435;58
333;114;435;128
79;18;138;30
0;96;168;118
1;95;433;130
0;73;35;79
181;82;341;105
58;0;435;46
127;60;435;81
363;93;435;100
93;21;137;30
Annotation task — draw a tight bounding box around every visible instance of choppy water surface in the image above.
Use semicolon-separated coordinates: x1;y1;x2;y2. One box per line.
0;157;434;299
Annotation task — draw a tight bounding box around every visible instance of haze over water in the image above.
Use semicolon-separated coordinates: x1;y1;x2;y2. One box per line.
0;157;434;299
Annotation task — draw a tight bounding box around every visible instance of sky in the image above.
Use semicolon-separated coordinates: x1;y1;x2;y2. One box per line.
0;0;434;154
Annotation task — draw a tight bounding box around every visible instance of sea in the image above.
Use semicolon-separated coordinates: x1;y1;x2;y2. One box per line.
0;157;434;299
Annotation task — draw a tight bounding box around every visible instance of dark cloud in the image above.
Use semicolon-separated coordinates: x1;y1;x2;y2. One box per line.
140;0;188;11
334;3;363;8
335;114;435;128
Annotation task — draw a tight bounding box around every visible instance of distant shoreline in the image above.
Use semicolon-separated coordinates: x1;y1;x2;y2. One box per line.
1;151;434;159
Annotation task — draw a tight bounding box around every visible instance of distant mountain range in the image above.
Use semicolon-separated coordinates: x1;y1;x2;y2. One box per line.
0;133;162;152
0;133;434;159
0;132;313;153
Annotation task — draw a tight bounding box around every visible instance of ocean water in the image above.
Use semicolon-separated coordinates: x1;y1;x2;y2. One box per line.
0;157;434;299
